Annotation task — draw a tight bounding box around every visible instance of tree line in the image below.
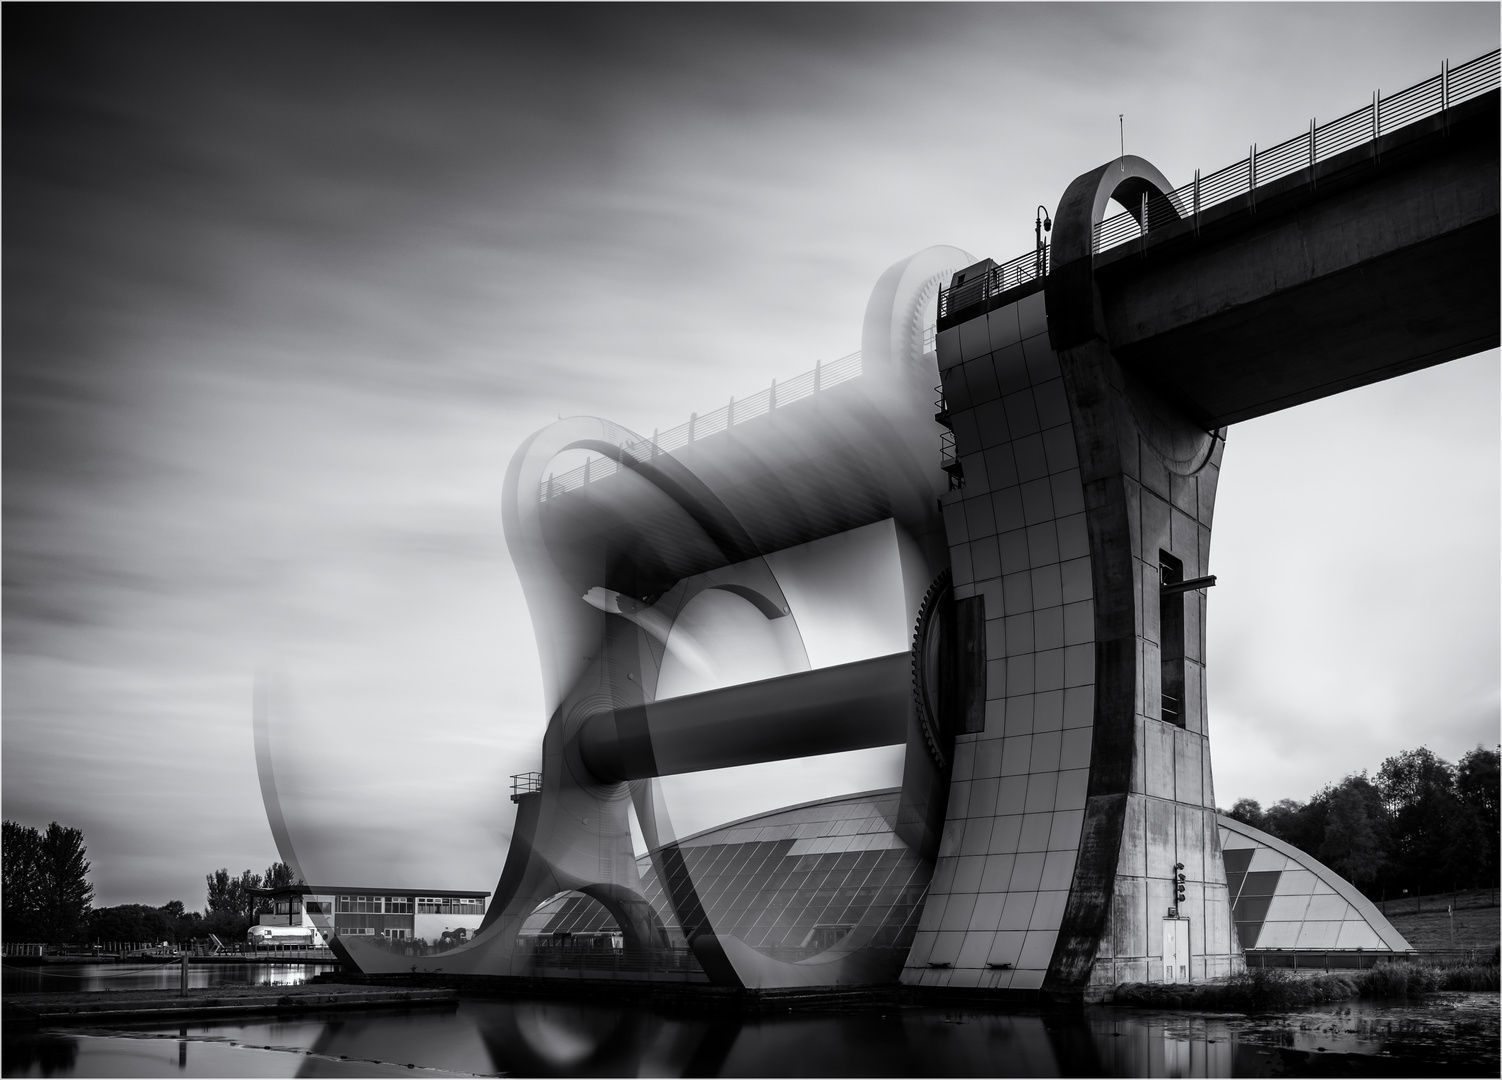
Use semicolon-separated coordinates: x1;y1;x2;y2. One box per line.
2;822;94;942
1225;745;1499;901
90;863;298;944
3;818;297;945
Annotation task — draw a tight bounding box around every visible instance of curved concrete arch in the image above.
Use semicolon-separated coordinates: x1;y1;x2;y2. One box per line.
252;669;312;893
561;437;765;570
503;417;803;717
1051;155;1180;266
695;582;789;620
1046;155;1180;352
652;582;811;701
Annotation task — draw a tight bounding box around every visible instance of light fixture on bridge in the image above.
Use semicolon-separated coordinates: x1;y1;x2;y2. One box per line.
1035;205;1052;277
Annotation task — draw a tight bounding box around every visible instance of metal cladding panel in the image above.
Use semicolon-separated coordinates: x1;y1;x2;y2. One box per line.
1216;817;1414;955
911;294;1111;995
623;790;932;970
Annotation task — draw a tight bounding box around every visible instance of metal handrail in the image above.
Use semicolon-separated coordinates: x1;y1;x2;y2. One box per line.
936;247;1049;322
936;48;1499;323
1089;49;1498;256
539;326;938;502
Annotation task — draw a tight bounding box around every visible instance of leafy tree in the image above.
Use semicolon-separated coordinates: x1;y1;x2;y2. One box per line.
205;868;236;915
1317;776;1387;887
1259;798;1320;850
34;823;94;942
88;904;170;943
1226;798;1264;830
3;821;42;940
5;822;93;943
1456;747;1500;823
236;869;263;917
1378;746;1463;892
255;862;297;915
205;866;271;937
1454;747;1500;888
96;900;204;944
1227;744;1499;900
174;908;205;942
264;861;296;889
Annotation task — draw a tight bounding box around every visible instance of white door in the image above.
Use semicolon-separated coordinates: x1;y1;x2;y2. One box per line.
1162;918;1191;983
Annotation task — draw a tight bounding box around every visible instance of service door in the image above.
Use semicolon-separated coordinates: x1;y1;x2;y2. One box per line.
1162;918;1191;983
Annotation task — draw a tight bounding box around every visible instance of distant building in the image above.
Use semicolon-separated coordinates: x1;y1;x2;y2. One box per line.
250;885;490;948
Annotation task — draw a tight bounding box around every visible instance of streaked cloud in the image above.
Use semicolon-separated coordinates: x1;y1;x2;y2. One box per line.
4;4;1496;904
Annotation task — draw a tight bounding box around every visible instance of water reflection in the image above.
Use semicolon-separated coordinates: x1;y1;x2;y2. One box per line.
2;1032;78;1079
3;995;1497;1077
290;995;1501;1077
1;963;337;996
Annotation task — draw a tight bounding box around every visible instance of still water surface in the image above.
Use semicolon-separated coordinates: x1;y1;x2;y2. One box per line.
5;993;1498;1077
2;964;338;996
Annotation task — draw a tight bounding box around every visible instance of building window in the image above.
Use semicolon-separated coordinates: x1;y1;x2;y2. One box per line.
417;896;486;915
385;895;413;914
1159;552;1186;727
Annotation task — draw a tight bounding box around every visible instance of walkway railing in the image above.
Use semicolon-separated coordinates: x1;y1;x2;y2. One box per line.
1094;49;1500;254
937;48;1500;320
539;326;937;502
936;247;1051;322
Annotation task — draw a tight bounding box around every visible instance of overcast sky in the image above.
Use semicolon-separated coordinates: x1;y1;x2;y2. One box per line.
5;5;1497;907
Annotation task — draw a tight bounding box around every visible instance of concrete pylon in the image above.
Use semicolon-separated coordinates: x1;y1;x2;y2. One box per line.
901;156;1240;996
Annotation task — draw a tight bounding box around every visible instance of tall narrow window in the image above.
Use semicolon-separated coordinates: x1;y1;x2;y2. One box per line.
1159;552;1186;727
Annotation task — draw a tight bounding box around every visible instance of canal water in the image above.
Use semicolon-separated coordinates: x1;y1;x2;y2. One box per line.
3;992;1497;1077
1;963;339;996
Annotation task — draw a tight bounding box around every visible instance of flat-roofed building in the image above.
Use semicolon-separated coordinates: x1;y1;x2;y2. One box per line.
250;885;490;949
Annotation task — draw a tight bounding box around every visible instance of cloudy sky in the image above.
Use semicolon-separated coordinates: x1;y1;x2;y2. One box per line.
5;5;1497;907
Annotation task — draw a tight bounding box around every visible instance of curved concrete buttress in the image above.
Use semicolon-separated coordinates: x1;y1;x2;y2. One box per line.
1047;156;1180;353
1041;156;1236;993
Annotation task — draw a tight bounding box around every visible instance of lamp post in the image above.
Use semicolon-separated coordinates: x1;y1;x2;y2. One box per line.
1035;205;1052;279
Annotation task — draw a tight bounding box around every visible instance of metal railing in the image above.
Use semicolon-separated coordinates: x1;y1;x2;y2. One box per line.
511;771;543;801
937;48;1500;322
1092;49;1499;256
936;246;1050;322
538;326;937;502
1244;949;1410;972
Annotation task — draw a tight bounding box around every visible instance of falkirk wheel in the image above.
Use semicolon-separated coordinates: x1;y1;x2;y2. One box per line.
265;67;1499;999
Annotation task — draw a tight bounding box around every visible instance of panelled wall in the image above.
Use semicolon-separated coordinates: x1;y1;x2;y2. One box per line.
902;289;1096;991
906;284;1241;993
1073;334;1240;989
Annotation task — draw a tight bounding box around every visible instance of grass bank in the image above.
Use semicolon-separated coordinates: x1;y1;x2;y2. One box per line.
1387;904;1500;953
1113;959;1500;1011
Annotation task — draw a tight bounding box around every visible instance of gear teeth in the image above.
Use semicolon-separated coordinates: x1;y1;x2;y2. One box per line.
911;569;954;772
